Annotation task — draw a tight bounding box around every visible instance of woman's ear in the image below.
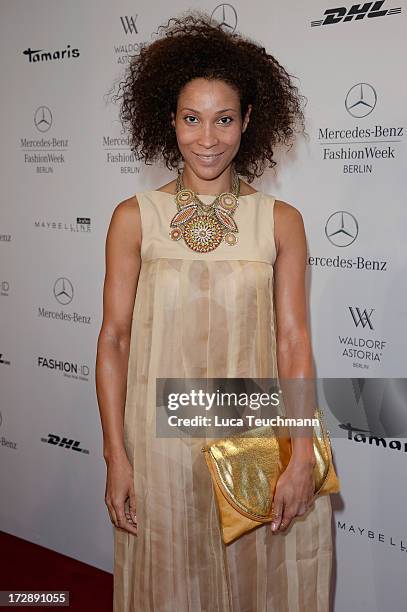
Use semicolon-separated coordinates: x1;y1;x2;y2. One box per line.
242;104;252;133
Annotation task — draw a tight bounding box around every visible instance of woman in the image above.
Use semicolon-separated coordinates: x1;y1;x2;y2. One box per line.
96;11;333;612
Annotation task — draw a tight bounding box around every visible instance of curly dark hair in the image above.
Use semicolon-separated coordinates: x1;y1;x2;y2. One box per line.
111;10;307;183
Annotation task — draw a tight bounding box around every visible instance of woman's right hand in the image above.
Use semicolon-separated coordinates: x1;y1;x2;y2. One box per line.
105;455;138;536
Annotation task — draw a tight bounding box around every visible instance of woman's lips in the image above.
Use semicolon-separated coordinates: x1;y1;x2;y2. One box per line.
193;152;224;164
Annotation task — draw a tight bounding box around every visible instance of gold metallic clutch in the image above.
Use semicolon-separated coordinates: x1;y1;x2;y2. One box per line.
201;408;340;544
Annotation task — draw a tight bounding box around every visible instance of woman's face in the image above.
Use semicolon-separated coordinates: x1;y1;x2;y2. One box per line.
171;78;251;182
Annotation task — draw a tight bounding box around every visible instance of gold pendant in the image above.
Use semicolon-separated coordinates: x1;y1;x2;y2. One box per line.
169;177;240;253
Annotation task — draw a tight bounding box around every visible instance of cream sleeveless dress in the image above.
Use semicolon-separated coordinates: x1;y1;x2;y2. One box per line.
113;189;333;612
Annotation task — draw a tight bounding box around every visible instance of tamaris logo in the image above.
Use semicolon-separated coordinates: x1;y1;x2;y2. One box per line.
339;422;407;454
23;44;80;63
311;1;401;27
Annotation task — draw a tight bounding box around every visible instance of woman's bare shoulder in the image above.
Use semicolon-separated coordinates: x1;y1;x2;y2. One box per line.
109;195;141;249
273;199;305;254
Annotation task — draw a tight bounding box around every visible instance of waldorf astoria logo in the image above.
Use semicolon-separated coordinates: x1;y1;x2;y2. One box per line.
337;305;387;369
22;44;80;63
348;306;374;329
113;15;143;64
311;1;402;27
120;15;138;35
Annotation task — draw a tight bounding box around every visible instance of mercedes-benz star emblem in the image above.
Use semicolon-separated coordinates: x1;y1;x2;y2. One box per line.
345;83;377;118
34;106;53;132
211;3;238;32
53;277;74;305
325;211;358;247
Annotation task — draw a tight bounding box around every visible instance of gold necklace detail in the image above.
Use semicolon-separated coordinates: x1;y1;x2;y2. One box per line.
169;168;241;253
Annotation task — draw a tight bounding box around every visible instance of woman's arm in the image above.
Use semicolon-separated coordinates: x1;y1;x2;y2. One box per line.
273;199;316;458
95;196;141;533
271;199;317;532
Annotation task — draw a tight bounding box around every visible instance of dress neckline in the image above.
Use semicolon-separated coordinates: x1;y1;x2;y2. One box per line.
150;189;260;199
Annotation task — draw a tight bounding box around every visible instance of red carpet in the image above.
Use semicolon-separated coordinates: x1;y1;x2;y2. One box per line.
0;531;113;611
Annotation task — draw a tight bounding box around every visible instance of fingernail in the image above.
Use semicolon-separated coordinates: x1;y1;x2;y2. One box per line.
271;522;277;531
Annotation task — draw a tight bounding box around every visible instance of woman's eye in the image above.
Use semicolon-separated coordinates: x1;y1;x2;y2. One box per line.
183;116;233;125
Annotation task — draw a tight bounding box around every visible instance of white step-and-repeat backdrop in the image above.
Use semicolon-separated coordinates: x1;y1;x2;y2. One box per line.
1;1;406;610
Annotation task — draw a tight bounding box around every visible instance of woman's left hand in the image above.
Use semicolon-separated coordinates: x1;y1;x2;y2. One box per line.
271;454;316;533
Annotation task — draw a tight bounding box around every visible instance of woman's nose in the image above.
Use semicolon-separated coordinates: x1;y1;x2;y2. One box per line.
197;125;219;148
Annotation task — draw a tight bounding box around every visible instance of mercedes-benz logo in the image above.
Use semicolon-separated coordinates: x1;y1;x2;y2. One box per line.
211;3;238;32
53;277;74;305
34;106;53;132
325;211;358;247
345;83;377;118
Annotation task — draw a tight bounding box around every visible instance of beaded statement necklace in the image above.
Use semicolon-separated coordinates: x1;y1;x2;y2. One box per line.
168;168;241;253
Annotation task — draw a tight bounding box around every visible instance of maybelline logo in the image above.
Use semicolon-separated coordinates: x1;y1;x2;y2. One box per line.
38;356;89;381
20;106;69;175
41;433;89;454
337;519;407;555
23;44;80;63
1;281;9;296
311;1;402;27
114;16;142;64
37;277;91;325
338;306;386;367
0;353;11;366
317;82;403;174
34;217;91;233
0;412;18;450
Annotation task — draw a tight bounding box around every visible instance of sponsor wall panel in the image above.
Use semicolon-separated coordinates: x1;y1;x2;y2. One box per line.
0;0;405;609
